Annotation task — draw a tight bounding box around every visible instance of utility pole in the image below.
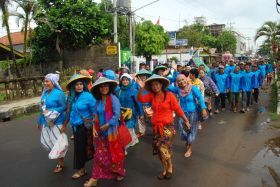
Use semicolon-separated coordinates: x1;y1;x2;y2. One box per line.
228;22;235;32
113;0;118;43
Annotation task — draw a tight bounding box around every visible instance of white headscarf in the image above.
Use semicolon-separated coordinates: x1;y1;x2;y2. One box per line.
42;73;62;95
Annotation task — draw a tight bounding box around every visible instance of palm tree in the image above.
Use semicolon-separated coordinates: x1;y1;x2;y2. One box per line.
11;0;38;60
0;0;22;78
255;21;280;49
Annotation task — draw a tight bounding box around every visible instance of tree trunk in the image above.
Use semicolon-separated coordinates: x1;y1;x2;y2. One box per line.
4;14;22;78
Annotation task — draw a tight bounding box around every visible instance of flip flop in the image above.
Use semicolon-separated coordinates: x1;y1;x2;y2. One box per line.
53;164;64;173
72;171;87;180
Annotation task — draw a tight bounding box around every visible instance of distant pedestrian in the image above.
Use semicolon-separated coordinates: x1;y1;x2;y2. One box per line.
229;66;243;112
37;73;67;173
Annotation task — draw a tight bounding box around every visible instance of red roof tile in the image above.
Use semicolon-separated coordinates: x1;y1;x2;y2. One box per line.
0;31;29;45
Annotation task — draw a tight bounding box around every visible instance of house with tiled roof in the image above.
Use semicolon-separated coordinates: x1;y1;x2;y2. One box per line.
0;31;29;53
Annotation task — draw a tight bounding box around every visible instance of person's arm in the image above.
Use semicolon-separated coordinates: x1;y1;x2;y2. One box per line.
169;93;190;128
209;77;219;95
55;92;67;113
192;86;206;109
107;95;121;126
137;89;153;103
167;84;179;94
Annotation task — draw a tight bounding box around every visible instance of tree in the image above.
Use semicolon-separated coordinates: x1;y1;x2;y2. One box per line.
200;34;218;48
11;0;38;65
31;0;113;70
217;31;237;54
177;23;211;47
255;21;280;46
0;0;22;78
135;20;169;62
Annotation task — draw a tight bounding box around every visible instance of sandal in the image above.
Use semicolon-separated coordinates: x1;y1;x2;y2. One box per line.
137;133;145;138
165;171;173;180
157;172;166;180
72;170;87;180
116;176;124;181
53;164;64;173
84;178;97;187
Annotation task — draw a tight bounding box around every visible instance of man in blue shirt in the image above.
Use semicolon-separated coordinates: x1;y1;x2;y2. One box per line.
214;65;230;113
229;66;243;113
251;64;262;104
240;64;254;112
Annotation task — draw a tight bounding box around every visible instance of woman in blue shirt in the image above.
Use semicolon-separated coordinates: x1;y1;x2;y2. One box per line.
85;77;125;187
117;73;142;154
64;74;96;179
168;74;207;158
37;73;66;173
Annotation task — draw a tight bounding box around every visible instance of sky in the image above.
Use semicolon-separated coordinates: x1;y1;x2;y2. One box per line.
1;0;279;50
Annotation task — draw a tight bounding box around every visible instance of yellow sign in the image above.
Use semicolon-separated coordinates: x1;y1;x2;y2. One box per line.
106;45;118;55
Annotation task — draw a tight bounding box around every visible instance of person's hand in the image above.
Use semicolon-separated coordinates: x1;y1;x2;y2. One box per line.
215;93;219;97
202;109;207;118
252;89;255;94
172;62;177;71
184;119;191;129
130;74;136;80
136;77;145;89
60;125;67;133
226;89;230;93
37;124;42;131
100;124;110;132
42;110;49;116
93;128;98;138
163;69;170;76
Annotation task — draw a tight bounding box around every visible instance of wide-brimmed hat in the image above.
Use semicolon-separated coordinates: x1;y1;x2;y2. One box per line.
144;74;170;92
136;69;152;77
120;73;132;81
120;66;130;73
66;74;92;90
152;65;167;74
90;77;118;98
218;65;225;69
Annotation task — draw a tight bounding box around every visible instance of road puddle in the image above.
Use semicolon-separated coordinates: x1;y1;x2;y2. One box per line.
235;137;280;187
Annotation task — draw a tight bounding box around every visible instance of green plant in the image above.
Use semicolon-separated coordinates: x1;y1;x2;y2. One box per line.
271;82;278;113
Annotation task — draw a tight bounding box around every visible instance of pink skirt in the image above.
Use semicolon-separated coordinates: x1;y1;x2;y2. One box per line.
91;139;125;179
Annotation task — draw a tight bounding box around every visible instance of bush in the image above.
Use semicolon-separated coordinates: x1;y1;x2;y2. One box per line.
271;82;278;113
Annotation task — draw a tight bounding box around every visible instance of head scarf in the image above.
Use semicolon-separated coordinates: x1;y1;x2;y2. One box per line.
120;73;132;90
176;74;192;97
43;73;62;95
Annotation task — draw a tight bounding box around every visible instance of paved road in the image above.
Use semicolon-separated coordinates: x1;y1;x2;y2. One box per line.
0;90;279;187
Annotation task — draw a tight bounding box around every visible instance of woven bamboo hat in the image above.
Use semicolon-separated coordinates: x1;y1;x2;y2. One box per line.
144;74;170;92
136;69;152;77
152;65;167;75
90;77;118;98
66;74;92;90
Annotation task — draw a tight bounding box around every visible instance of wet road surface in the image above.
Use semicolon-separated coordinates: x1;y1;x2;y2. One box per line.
0;91;279;187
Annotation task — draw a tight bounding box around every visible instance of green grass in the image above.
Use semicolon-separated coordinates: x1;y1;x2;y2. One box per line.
270;82;278;113
0;92;6;102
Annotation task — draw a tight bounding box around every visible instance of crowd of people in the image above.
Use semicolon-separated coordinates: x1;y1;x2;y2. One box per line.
37;57;275;186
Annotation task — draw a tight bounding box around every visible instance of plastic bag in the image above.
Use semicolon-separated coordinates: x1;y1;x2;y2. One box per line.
48;133;68;159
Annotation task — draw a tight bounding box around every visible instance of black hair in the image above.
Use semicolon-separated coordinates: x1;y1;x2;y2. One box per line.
190;68;199;78
92;83;115;100
180;70;190;77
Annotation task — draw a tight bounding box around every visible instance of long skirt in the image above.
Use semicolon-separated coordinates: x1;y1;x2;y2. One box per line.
179;112;199;144
73;125;88;169
125;128;139;149
92;139;125;179
40;125;62;151
152;125;175;161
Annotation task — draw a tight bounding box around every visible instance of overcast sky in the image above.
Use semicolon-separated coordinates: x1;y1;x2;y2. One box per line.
1;0;279;50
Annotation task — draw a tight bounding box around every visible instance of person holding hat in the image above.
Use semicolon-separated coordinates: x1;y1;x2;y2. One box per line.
37;73;67;173
63;74;96;179
134;69;152;138
84;77;125;187
136;75;189;180
117;73;142;153
168;74;207;157
214;65;230;113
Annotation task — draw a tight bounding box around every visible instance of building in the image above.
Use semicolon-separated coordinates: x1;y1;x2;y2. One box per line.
206;24;226;37
194;16;206;25
0;31;29;53
233;31;247;57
